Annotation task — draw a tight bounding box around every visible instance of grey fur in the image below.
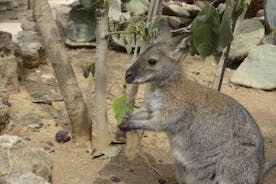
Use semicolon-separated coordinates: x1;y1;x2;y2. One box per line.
119;24;276;184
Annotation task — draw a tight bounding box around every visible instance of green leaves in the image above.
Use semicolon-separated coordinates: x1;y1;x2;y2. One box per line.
112;94;133;124
82;63;95;78
190;0;246;58
217;0;234;51
232;0;246;19
191;5;220;59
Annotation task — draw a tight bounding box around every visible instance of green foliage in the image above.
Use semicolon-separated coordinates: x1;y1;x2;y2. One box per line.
217;0;234;51
112;94;133;124
83;63;95;78
110;16;159;54
232;0;246;19
191;5;220;59
190;0;246;58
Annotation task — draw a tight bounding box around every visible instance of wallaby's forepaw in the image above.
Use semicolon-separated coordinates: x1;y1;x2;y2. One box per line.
118;120;132;132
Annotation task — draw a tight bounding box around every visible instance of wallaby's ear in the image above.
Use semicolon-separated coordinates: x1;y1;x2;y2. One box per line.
166;33;191;62
157;21;171;41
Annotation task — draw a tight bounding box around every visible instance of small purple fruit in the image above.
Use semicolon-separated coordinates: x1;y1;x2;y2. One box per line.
55;130;71;143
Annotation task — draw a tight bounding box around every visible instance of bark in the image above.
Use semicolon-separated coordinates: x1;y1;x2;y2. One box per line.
28;0;33;9
212;5;245;91
33;0;91;141
212;47;230;91
92;3;110;150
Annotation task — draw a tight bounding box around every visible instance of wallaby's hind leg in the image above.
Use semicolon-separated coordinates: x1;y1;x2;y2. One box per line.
218;155;262;184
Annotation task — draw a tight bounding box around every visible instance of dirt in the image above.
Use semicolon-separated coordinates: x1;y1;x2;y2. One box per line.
1;1;275;184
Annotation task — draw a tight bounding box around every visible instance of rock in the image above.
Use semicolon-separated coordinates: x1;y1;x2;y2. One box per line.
110;176;121;182
265;0;276;29
0;0;18;11
163;1;201;18
125;0;149;16
262;33;276;45
17;31;47;69
65;38;96;48
31;91;52;105
66;5;96;42
27;123;42;132
230;44;276;90
48;0;77;7
21;18;37;31
162;15;192;29
229;18;265;61
13;172;51;184
0;23;22;43
79;0;94;8
0;31;19;92
109;0;130;21
0;135;53;183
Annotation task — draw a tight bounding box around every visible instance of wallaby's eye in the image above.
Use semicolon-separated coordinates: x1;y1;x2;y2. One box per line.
148;59;157;65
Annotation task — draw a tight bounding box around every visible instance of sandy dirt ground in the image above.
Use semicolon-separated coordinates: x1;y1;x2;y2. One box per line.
1;1;275;184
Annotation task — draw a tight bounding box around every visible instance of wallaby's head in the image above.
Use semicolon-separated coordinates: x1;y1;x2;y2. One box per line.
125;22;190;84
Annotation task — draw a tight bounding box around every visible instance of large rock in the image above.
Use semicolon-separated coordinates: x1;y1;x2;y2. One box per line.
0;23;22;43
0;135;53;183
0;0;18;11
17;31;47;69
230;44;276;90
66;5;96;42
0;31;19;91
229;18;265;60
265;0;276;29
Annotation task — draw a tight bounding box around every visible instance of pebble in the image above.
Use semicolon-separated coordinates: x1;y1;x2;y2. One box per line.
110;176;121;182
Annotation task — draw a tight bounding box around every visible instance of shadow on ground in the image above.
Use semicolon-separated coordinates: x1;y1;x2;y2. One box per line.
94;152;177;184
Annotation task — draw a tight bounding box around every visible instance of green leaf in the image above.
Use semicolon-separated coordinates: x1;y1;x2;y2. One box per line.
233;0;246;19
82;63;95;78
112;94;133;124
217;0;234;51
189;36;199;56
191;5;220;59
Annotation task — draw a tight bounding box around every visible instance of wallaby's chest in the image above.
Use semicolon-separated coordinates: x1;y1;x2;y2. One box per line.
146;88;163;117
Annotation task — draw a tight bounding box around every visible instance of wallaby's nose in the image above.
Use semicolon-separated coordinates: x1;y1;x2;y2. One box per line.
125;70;135;83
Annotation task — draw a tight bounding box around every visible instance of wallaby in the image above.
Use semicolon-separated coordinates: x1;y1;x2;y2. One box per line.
119;22;276;184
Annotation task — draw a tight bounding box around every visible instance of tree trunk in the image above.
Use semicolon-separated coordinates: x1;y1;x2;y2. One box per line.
212;46;230;91
28;0;33;9
92;2;110;151
33;0;91;141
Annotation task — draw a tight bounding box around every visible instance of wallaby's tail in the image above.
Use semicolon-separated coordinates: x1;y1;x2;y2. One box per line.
263;159;276;175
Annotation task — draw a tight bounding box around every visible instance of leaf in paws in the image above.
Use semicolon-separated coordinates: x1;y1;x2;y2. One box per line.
112;94;133;124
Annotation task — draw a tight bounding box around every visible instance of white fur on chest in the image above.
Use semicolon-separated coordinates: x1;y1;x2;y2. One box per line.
147;89;162;117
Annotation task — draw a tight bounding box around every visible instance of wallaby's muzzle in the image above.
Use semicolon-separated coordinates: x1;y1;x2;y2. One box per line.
125;61;139;83
125;69;135;83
